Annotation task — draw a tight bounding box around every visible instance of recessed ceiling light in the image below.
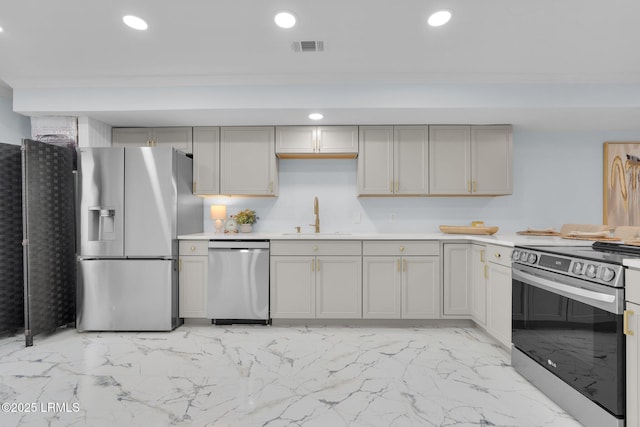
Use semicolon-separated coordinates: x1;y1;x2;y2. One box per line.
123;15;148;31
0;27;3;33
309;113;323;120
274;11;296;29
428;10;452;27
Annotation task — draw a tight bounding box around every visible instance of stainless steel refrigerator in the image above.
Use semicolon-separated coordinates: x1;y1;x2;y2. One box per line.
76;147;202;331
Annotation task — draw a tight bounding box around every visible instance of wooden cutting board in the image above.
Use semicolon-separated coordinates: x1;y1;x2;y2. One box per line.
516;230;561;236
440;225;499;235
561;236;621;242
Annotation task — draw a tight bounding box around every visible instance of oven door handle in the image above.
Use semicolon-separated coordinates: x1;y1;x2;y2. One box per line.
513;268;616;305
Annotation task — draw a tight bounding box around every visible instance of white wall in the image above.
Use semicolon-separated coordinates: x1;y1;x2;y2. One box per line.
202;129;640;234
0;88;31;145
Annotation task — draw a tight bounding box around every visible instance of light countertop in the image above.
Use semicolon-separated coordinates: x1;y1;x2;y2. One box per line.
178;232;592;247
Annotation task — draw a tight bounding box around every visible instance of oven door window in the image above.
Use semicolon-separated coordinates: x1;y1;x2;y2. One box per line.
512;278;625;417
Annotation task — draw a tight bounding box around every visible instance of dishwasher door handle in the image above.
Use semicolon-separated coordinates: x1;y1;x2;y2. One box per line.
208;240;269;249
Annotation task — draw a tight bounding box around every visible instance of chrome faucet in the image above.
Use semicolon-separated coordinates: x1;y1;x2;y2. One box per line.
309;196;320;233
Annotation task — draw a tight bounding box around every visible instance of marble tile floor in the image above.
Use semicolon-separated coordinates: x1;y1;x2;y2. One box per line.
0;325;583;427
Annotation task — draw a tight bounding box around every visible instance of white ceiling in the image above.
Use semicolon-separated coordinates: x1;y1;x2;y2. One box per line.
2;0;640;130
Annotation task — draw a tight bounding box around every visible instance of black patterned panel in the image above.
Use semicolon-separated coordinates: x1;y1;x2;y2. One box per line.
0;143;24;335
22;139;76;346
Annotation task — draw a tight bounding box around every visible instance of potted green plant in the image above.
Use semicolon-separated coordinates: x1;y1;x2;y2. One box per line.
234;209;258;232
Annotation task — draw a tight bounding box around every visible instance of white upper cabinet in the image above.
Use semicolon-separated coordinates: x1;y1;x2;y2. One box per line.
192;127;219;195
429;125;512;195
220;126;278;196
357;126;394;195
471;125;513;195
394;126;429;195
112;127;193;154
275;126;358;158
358;125;429;196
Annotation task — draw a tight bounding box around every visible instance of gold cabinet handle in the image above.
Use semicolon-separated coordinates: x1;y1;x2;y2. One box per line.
484;265;488;279
269;181;274;193
395;181;399;192
311;259;315;272
472;180;477;192
399;246;405;252
193;181;197;193
480;249;486;263
312;245;318;252
190;245;196;252
397;258;401;272
467;181;471;193
390;180;394;193
624;310;635;336
495;252;502;259
403;259;407;272
316;259;320;271
179;258;183;272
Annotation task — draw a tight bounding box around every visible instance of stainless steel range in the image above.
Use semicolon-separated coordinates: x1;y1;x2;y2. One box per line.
511;242;637;427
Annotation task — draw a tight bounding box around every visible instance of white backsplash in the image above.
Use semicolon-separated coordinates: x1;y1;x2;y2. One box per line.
203;129;640;234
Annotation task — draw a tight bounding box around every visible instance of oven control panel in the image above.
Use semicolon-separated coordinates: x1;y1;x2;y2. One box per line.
512;248;623;287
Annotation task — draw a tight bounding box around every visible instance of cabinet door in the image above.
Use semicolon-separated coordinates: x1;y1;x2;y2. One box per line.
317;126;358;154
275;126;316;154
627;302;639;427
442;244;472;317
402;256;440;319
357;126;394;195
112;128;153;147
471;244;487;326
192;127;219;195
270;256;315;318
179;255;208;318
471;125;512;195
429;125;471;195
394;126;429;195
363;256;401;318
486;262;512;348
220;126;277;196
316;256;362;319
152;127;193;154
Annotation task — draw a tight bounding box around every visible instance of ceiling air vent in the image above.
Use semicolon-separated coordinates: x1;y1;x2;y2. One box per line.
291;41;325;52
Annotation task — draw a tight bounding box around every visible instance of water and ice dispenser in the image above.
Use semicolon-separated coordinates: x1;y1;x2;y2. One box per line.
87;207;116;241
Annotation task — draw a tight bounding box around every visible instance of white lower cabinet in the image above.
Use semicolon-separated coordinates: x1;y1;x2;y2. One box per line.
362;241;440;319
442;243;472;317
627;301;639;427
270;256;316;318
485;244;512;348
626;269;640;427
363;257;401;318
471;244;487;326
270;241;362;319
178;241;208;318
315;256;362;318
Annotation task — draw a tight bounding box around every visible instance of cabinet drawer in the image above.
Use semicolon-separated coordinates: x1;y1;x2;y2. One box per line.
179;240;208;256
363;241;439;256
271;240;362;256
627;269;640;303
486;244;512;267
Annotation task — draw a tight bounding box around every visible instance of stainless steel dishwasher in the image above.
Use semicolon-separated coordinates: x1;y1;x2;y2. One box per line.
207;240;269;324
